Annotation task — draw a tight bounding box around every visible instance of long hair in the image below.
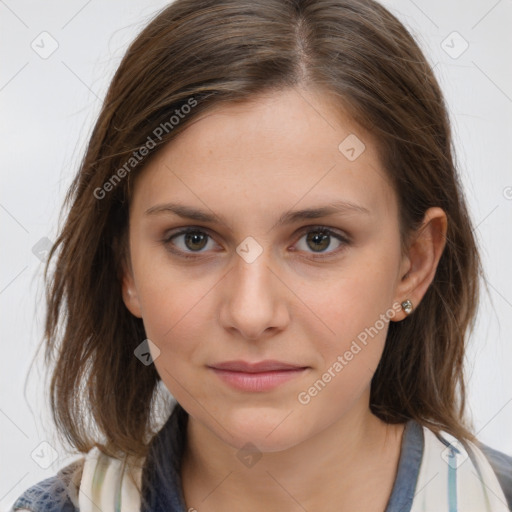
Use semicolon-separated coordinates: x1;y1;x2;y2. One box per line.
40;0;484;501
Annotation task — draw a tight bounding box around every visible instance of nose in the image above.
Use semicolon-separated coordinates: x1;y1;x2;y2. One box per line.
218;246;290;341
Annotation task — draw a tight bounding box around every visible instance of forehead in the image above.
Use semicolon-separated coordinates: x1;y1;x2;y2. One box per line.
131;87;397;223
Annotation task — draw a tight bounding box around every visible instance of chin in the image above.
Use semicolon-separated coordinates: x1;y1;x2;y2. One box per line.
216;406;311;453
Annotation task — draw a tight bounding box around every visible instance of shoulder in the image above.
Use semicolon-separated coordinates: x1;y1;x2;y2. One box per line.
407;424;512;511
9;458;84;512
478;442;512;511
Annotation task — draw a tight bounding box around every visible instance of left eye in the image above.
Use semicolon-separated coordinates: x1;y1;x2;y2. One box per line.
293;227;348;256
162;226;349;259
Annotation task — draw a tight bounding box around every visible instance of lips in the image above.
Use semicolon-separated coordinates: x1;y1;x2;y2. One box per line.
207;360;309;392
208;360;307;373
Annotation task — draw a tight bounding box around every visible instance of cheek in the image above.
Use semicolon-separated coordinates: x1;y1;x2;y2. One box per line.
132;254;222;378
295;246;400;355
294;274;396;419
138;277;210;349
302;287;390;384
131;238;195;327
140;281;211;396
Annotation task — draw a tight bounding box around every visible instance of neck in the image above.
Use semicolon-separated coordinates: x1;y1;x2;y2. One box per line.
180;397;406;512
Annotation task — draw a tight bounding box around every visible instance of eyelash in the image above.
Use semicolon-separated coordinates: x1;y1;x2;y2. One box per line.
161;225;351;261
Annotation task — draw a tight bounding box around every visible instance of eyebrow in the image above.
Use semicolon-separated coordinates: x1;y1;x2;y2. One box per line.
145;200;371;226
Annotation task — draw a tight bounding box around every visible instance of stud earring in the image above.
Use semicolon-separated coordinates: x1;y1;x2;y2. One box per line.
401;299;413;315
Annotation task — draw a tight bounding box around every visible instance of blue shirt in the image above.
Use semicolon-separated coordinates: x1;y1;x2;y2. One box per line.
10;403;512;511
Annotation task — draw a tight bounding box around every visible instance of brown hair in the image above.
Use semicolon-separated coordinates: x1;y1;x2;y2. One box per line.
41;0;484;479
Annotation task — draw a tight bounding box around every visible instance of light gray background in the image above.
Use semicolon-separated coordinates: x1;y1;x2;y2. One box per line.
1;0;511;509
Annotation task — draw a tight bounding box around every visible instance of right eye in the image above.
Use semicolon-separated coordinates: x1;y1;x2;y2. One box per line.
162;228;220;259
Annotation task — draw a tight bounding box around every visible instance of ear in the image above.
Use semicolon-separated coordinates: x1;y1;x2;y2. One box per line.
391;207;447;321
121;257;143;319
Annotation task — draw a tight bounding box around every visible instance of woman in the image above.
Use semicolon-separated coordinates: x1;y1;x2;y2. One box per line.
11;0;512;511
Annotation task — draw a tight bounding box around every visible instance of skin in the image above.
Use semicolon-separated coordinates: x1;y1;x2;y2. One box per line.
121;86;447;511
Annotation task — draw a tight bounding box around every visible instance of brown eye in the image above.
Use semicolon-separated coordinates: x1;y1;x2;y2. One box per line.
163;228;217;257
294;227;349;258
305;231;331;252
182;231;209;251
162;225;350;261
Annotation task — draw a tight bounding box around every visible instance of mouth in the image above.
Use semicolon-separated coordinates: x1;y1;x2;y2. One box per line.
207;360;310;392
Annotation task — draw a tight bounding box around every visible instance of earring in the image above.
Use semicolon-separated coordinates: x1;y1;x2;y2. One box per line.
401;299;413;315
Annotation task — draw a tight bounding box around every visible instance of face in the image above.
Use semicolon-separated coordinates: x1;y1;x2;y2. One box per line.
122;86;412;453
